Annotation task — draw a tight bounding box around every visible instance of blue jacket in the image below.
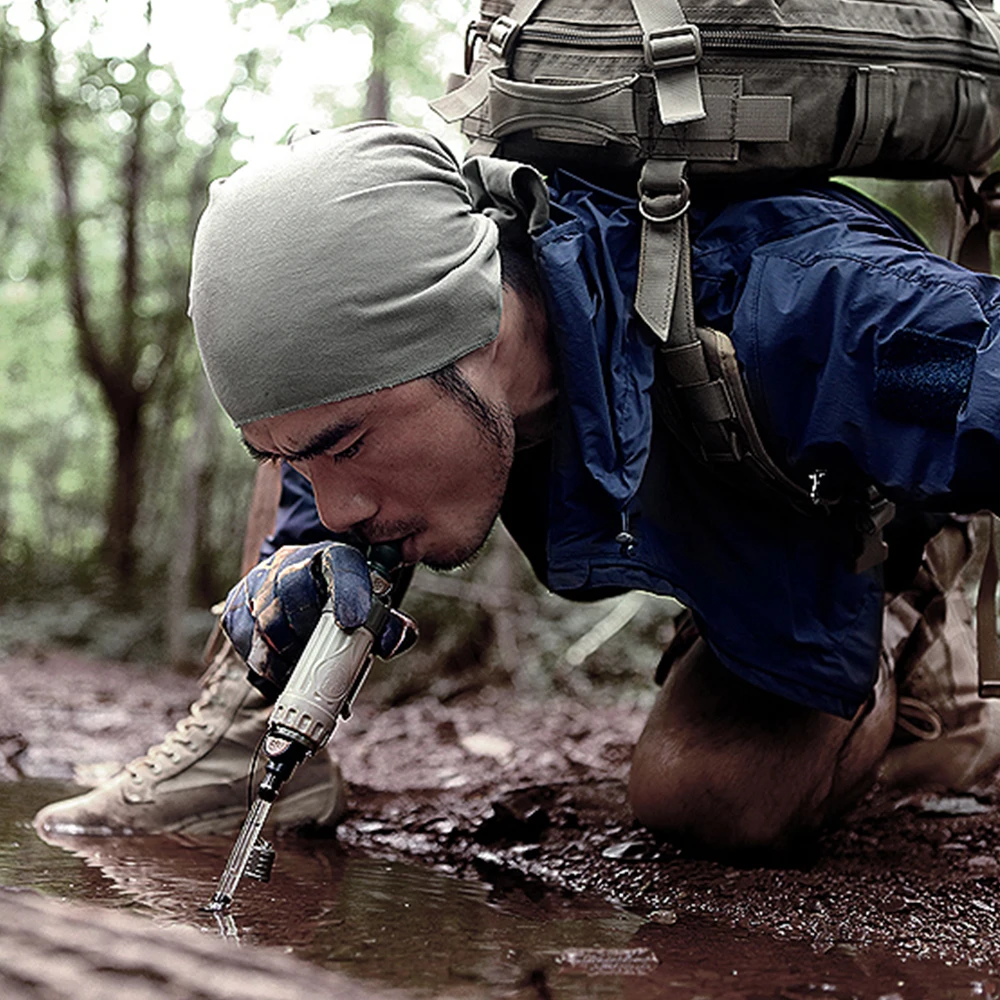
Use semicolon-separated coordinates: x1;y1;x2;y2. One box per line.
501;174;1000;718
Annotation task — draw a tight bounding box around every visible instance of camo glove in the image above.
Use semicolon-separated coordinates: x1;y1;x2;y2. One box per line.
222;542;417;692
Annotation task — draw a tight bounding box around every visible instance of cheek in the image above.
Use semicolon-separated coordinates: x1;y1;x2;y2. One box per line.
400;410;484;483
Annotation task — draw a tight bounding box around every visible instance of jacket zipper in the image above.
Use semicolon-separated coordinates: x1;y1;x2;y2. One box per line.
473;20;999;73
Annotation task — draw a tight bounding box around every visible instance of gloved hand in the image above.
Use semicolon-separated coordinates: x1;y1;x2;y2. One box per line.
222;542;418;692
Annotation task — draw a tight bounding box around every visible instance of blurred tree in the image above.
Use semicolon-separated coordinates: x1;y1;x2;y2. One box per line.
253;0;464;124
32;0;238;591
0;0;471;656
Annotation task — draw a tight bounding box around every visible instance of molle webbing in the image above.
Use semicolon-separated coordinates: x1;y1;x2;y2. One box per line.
437;0;1000;178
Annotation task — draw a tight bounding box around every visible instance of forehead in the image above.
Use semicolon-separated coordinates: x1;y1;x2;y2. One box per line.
240;377;440;461
241;395;377;461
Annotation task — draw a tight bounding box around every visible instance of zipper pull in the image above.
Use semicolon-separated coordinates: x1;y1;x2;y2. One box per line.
808;469;828;507
616;512;636;556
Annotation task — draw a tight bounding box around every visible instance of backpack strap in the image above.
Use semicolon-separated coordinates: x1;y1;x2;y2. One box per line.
635;159;696;345
950;171;1000;273
976;516;1000;697
628;0;705;125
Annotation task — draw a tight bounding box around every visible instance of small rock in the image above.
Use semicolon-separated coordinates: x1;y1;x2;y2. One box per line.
435;719;459;742
555;947;659;976
968;855;1000;875
897;794;994;817
352;820;387;834
459;732;515;761
509;844;541;860
474;792;551;845
601;840;653;861
647;909;677;925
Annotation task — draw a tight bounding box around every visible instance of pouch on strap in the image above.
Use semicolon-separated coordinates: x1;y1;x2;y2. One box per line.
486;71;641;148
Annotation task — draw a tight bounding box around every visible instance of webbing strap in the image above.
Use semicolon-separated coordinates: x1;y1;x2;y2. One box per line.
835;66;896;172
630;0;706;125
734;95;793;142
635;160;697;346
429;0;547;122
977;517;1000;697
432;69;493;122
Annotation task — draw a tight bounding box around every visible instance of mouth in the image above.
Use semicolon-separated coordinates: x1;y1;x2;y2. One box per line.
358;519;428;565
360;531;421;565
398;533;422;565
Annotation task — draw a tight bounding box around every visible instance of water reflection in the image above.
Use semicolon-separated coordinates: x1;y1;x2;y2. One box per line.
9;781;998;999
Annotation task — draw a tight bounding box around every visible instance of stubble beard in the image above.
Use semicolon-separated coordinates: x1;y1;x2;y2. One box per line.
420;379;516;573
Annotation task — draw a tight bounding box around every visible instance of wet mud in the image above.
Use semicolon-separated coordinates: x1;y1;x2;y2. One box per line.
3;651;1000;996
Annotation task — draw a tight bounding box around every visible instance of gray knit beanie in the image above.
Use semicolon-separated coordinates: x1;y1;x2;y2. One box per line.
189;121;548;426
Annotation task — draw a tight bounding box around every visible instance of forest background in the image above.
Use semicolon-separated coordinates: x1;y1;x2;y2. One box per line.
0;0;988;708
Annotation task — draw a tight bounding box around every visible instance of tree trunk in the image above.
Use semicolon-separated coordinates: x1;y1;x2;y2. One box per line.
0;888;394;1000
364;66;390;120
104;388;143;587
165;376;218;666
363;1;395;120
34;1;166;592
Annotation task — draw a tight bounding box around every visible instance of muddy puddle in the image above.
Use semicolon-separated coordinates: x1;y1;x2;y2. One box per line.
2;781;996;998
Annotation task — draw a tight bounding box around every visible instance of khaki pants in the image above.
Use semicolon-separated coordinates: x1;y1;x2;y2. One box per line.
880;513;1000;792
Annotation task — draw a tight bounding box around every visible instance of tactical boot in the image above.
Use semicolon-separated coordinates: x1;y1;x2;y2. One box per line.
33;646;347;836
880;514;1000;793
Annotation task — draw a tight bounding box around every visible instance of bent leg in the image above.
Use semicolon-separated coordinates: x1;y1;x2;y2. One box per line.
628;637;895;854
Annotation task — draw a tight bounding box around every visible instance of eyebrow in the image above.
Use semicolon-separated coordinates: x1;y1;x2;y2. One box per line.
241;417;364;464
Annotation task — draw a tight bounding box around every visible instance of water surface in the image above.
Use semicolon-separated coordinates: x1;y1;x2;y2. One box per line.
8;781;996;999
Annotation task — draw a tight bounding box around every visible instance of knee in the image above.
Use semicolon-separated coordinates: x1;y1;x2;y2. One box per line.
627;732;820;855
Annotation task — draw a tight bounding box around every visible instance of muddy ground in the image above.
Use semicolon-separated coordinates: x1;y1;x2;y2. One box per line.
3;649;1000;981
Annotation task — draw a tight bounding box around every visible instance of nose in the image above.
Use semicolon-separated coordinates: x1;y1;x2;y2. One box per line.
306;464;378;534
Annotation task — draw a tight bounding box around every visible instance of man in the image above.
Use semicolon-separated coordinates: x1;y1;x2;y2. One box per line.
35;121;1000;852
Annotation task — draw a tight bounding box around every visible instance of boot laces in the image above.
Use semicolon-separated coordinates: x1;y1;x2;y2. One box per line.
125;674;223;778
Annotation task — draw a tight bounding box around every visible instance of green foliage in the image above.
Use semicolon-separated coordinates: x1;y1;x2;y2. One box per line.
838;176;959;257
0;0;474;661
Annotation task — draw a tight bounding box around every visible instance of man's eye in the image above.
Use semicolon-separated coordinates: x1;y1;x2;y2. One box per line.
333;437;364;462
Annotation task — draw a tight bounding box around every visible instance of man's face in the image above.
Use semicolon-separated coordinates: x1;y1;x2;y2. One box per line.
241;371;515;570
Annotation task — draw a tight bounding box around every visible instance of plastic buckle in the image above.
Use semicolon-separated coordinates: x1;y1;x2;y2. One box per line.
464;20;480;74
487;15;521;60
643;24;702;72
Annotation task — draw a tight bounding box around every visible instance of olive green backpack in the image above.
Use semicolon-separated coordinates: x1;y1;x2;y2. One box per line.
432;0;1000;693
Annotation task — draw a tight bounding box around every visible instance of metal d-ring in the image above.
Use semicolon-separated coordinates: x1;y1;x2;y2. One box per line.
638;177;691;224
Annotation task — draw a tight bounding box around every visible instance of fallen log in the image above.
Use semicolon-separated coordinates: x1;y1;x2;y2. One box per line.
0;887;402;1000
